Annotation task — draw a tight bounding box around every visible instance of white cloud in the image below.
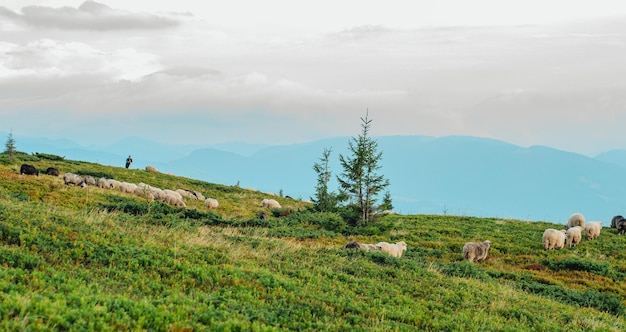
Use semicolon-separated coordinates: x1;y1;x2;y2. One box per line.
0;1;180;31
0;39;162;80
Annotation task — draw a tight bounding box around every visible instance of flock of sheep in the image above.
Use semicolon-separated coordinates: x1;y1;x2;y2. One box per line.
19;163;286;212
541;212;618;250
345;212;626;263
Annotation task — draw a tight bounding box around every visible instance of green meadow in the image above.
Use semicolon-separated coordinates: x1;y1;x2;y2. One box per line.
1;153;626;331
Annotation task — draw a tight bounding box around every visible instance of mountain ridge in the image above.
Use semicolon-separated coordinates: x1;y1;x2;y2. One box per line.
4;131;626;224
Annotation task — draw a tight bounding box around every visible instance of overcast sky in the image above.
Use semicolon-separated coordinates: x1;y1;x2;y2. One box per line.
2;0;626;155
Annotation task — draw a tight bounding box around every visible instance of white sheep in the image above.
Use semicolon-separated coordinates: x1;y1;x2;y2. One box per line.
134;186;155;200
108;179;121;190
119;182;137;194
192;191;205;201
176;189;195;200
462;240;492;263
376;241;407;258
343;241;381;252
83;175;97;186
63;173;86;188
542;229;567;250
164;194;186;208
204;198;219;209
97;177;112;189
566;213;586;230
146;165;159;173
151;188;166;201
584;222;603;240
163;189;183;200
261;198;281;209
566;226;583;248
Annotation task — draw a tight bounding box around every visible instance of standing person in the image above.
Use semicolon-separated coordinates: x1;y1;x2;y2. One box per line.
125;155;133;169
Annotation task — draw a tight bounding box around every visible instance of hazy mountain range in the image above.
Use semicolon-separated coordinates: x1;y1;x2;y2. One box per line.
5;131;626;226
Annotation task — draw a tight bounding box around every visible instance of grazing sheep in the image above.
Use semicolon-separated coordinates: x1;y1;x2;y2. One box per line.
611;215;624;229
462;240;492;263
566;213;586;230
83;175;97;186
542;229;567;250
376;241;408;258
163;189;183;200
261;198;281;209
108;179;121;190
44;167;59;176
146;165;159;173
566;226;583;248
164;194;186;208
63;173;86;188
258;212;268;220
204;198;219;209
119;182;137;194
20;164;39;176
343;241;381;252
151;188;166;201
176;189;194;200
97;177;112;189
617;219;626;235
584;222;603;240
191;191;205;201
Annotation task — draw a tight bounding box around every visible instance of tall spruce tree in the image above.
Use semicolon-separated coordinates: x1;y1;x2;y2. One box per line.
4;130;16;163
337;112;389;224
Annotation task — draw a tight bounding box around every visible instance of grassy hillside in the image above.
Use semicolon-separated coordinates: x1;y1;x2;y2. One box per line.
1;154;626;331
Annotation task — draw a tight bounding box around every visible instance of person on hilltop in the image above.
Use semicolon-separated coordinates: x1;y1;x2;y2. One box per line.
125;155;133;169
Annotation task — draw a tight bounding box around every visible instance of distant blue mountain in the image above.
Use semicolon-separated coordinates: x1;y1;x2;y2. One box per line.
595;149;626;169
6;131;626;225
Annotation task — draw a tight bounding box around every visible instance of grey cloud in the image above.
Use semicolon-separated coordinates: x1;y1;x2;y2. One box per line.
1;1;180;31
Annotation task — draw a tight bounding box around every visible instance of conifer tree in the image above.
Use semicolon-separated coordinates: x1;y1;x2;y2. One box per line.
4;130;16;163
337;111;389;224
311;147;341;212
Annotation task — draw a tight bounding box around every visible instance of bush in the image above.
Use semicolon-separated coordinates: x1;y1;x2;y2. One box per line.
76;170;114;179
541;258;611;277
33;152;65;161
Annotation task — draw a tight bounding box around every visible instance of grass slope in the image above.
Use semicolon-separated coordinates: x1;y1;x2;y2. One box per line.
1;155;626;331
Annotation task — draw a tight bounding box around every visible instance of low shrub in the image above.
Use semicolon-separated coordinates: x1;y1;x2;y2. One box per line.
76;170;114;179
33;153;65;161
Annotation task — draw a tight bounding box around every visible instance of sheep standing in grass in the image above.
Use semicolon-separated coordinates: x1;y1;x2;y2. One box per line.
192;191;205;201
566;226;583;248
584;222;603;240
108;179;121;190
63;173;86;188
45;167;59;176
343;241;381;253
146;165;158;173
261;198;281;209
164;194;186;208
20;164;39;176
611;215;624;229
462;240;492;263
204;198;219;209
376;241;407;258
83;175;96;186
97;178;112;189
566;213;586;230
542;229;567;250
